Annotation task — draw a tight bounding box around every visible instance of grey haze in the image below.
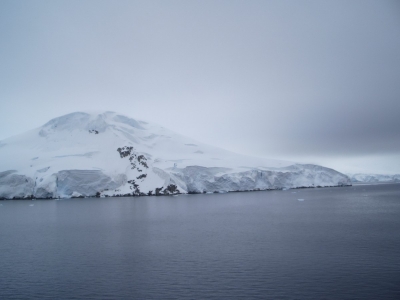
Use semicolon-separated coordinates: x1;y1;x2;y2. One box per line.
0;0;399;174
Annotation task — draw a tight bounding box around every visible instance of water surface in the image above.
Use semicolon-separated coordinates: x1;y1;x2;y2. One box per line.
1;184;399;299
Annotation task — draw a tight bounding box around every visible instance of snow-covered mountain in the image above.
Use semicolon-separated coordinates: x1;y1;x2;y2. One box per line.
0;111;351;199
347;173;400;183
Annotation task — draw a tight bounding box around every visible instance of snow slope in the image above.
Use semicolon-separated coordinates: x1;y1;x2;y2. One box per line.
0;111;351;199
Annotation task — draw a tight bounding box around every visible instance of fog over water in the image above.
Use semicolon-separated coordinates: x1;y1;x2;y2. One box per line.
1;0;399;174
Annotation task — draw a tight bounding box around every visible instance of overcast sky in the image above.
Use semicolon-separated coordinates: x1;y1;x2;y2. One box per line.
1;0;399;174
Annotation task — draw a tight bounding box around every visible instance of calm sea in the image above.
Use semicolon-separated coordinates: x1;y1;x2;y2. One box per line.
1;184;399;299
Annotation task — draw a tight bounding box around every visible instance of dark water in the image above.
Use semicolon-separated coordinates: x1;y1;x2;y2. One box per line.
1;184;400;299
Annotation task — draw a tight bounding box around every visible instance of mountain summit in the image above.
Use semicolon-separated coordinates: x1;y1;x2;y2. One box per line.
0;111;351;199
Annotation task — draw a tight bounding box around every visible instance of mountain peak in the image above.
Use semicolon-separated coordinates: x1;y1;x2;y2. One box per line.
0;111;351;199
39;111;143;137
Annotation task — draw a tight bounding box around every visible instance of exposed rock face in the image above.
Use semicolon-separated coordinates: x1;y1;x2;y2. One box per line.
0;111;351;199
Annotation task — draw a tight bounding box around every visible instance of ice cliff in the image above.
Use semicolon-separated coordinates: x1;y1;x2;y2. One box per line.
347;173;400;183
0;111;351;199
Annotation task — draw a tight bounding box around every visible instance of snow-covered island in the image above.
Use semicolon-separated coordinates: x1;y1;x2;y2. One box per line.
347;173;400;183
0;111;351;199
